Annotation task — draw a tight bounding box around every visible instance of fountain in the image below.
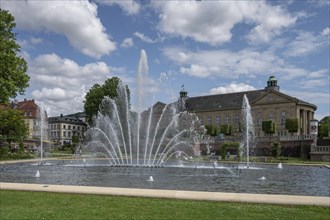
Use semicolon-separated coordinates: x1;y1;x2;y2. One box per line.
35;106;48;177
241;94;255;168
1;50;329;198
84;50;204;168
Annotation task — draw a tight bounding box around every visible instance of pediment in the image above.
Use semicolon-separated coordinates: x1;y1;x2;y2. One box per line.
252;90;296;105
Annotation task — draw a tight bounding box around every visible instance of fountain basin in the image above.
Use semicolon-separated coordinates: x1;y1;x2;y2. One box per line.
0;160;329;197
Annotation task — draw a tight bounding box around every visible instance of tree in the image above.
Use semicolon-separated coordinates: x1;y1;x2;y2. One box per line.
0;108;28;147
83;77;130;124
318;116;329;138
0;9;29;104
285;118;298;135
220;124;232;135
262;120;276;135
271;142;281;159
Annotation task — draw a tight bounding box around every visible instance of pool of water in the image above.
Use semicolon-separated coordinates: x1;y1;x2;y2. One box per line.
1;160;329;197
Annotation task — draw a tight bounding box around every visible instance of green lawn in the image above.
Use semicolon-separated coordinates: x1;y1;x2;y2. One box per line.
0;190;329;220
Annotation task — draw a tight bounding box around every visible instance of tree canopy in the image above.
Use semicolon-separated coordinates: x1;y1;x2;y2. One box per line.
0;108;28;146
318;116;329;138
0;9;29;104
84;77;130;124
285;118;299;134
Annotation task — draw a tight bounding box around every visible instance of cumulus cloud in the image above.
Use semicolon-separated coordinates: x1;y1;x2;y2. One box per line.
2;0;116;58
162;46;325;82
96;0;141;15
152;1;296;45
121;38;134;48
27;53;116;116
210;83;256;94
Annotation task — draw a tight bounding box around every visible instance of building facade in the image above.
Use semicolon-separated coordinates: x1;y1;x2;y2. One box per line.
48;114;87;145
10;99;48;146
180;76;317;142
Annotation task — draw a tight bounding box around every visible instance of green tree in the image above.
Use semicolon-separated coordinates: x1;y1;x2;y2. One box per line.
318;116;329;138
0;9;29;104
271;142;281;159
220;124;232;135
84;77;130;124
262;120;276;135
0;108;28;147
204;125;218;136
285;118;298;135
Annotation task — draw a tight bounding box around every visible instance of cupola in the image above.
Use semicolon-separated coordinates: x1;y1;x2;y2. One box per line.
265;76;280;91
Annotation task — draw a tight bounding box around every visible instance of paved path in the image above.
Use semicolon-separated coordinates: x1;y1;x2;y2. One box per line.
1;182;329;206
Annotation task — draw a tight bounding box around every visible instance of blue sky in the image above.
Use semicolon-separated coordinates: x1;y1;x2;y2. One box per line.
2;0;329;120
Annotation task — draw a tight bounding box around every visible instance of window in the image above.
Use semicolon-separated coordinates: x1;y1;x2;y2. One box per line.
63;131;66;137
257;119;262;127
281;111;286;126
269;111;274;120
207;116;211;125
225;114;230;124
78;126;80;130
68;125;71;130
68;132;71;137
63;125;66;129
234;114;240;125
216;116;221;125
73;126;76;130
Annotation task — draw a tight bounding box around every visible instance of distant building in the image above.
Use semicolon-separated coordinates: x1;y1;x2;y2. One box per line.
179;76;317;138
48;113;87;145
10;99;48;145
174;76;318;157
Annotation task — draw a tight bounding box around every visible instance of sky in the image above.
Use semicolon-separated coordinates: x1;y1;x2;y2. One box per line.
2;0;329;120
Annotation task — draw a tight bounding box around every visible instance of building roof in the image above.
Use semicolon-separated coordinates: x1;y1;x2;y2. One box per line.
184;89;316;112
11;99;39;118
48;114;87;125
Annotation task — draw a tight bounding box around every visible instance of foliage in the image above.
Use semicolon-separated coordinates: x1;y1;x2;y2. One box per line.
204;125;218;136
0;108;28;146
0;9;29;104
84;77;130;124
0;144;34;160
220;142;240;160
262;120;276;135
318;116;329;138
219;124;232;135
285;118;299;134
271;142;281;159
61;143;76;154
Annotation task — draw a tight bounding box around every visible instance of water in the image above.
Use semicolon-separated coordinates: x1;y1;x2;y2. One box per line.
84;50;204;167
241;94;255;168
0;160;329;197
35;106;48;177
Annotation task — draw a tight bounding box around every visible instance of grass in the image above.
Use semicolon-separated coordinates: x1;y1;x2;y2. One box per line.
0;190;329;220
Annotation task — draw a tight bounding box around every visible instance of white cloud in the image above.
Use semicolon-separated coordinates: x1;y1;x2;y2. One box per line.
241;2;296;44
162;46;327;84
321;27;330;36
180;65;210;78
133;32;157;43
210;83;256;95
2;0;116;58
97;0;141;15
121;38;134;48
152;1;296;45
27;53;116;116
284;30;329;57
